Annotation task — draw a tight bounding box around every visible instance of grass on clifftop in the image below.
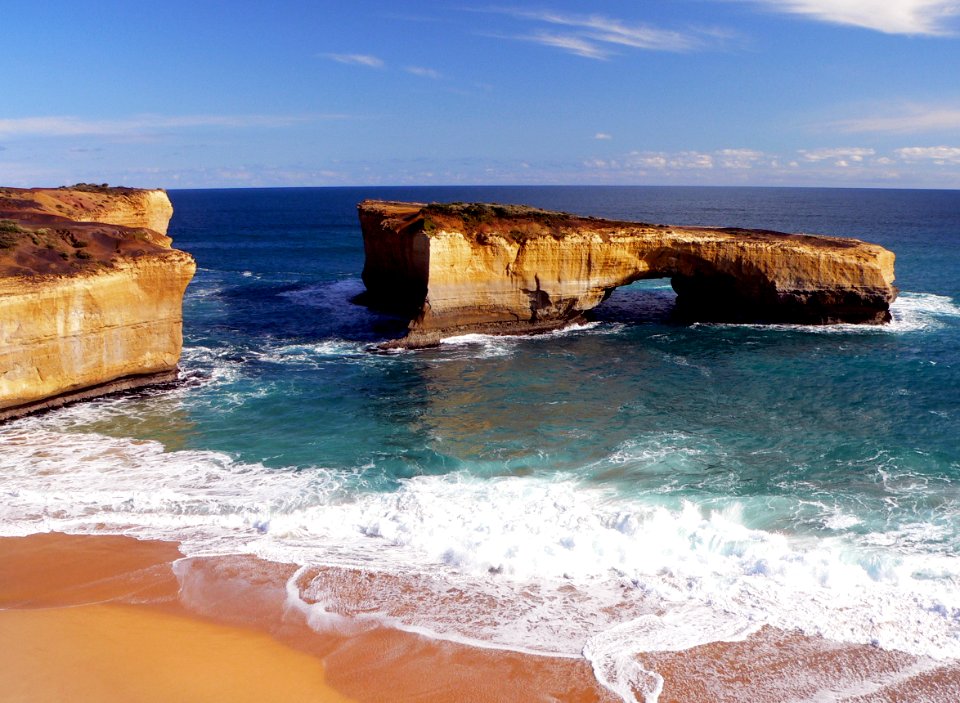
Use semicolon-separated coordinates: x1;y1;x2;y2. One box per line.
59;183;137;194
424;202;570;225
421;202;588;240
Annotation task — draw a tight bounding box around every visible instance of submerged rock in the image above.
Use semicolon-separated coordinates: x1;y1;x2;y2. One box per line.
358;200;897;348
0;185;196;420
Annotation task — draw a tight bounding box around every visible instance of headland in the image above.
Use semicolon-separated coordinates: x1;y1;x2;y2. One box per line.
0;184;195;420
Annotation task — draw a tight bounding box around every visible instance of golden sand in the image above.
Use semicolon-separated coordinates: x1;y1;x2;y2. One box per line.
4;532;958;703
0;605;354;703
0;534;606;703
0;534;353;703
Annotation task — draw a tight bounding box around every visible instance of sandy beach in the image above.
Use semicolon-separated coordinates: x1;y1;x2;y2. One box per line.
0;533;608;703
0;534;353;703
4;532;960;702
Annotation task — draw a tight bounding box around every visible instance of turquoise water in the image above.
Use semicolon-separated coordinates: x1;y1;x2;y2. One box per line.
3;186;959;699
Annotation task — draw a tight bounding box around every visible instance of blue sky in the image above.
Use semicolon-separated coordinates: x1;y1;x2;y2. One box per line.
1;0;959;188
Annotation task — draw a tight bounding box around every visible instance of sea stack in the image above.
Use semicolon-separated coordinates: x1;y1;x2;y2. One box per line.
0;185;196;420
358;200;897;348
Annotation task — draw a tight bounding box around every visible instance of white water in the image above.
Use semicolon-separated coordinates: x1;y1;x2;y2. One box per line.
2;425;959;670
3;289;959;702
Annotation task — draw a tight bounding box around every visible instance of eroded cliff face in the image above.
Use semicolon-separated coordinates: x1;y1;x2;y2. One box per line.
358;200;897;347
0;186;195;419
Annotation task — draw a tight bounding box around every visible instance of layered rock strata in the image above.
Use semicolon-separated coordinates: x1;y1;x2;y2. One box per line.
358;200;897;348
0;185;195;420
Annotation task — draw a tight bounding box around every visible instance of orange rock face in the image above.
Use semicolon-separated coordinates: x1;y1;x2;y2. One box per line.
0;186;195;419
358;200;897;347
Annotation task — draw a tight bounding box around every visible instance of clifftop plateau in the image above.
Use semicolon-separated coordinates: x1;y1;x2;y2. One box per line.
358;200;897;348
0;185;195;420
0;185;178;278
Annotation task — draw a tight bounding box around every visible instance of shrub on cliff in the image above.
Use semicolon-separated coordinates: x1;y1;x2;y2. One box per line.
0;219;25;233
0;220;26;247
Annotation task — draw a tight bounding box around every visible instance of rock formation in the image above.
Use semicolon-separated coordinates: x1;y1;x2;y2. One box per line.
358;200;897;348
0;185;195;420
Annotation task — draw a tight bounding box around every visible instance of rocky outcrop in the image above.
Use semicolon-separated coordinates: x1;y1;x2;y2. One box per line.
358;200;897;347
0;186;195;420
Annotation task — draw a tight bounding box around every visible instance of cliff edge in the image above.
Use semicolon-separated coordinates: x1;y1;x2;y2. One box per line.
358;200;897;348
0;185;196;420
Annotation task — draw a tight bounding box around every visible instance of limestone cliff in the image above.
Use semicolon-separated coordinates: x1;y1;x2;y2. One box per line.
0;185;195;420
358;200;897;348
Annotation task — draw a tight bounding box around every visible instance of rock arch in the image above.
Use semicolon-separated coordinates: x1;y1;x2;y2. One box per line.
358;201;897;348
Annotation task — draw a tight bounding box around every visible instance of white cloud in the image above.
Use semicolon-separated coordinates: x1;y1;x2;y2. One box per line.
0;114;320;139
833;105;960;133
745;0;960;35
586;149;769;173
895;146;960;163
405;66;441;79
324;53;384;68
594;132;613;140
799;147;875;162
484;9;720;59
717;148;766;168
623;150;715;169
576;145;960;184
515;10;705;51
630;153;669;168
523;31;609;59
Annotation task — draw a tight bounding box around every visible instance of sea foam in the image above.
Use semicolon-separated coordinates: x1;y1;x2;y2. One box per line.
2;423;959;679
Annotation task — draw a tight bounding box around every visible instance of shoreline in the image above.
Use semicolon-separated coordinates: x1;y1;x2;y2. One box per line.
0;533;608;703
3;532;959;702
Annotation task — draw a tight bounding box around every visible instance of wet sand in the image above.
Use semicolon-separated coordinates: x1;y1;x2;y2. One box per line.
3;532;958;703
0;533;608;703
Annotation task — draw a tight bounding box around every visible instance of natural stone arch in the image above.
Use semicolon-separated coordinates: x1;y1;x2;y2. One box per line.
358;201;897;348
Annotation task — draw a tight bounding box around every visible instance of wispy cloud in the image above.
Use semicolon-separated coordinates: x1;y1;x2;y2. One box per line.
895;146;960;163
799;147;875;162
833;104;960;133
482;8;723;59
594;132;613;140
527;31;610;59
0;114;325;139
405;65;442;79
323;53;385;68
743;0;960;35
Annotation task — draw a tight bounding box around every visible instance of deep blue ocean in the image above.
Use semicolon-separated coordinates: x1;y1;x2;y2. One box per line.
3;186;959;700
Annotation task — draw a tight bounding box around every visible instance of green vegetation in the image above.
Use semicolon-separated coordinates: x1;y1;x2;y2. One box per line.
0;219;26;234
63;182;112;193
423;202;567;229
421;202;578;240
0;220;27;248
61;183;134;194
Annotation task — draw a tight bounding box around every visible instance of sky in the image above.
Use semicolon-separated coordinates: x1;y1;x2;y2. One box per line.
1;0;959;189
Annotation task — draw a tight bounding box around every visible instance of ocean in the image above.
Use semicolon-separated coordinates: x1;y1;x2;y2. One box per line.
2;186;959;701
